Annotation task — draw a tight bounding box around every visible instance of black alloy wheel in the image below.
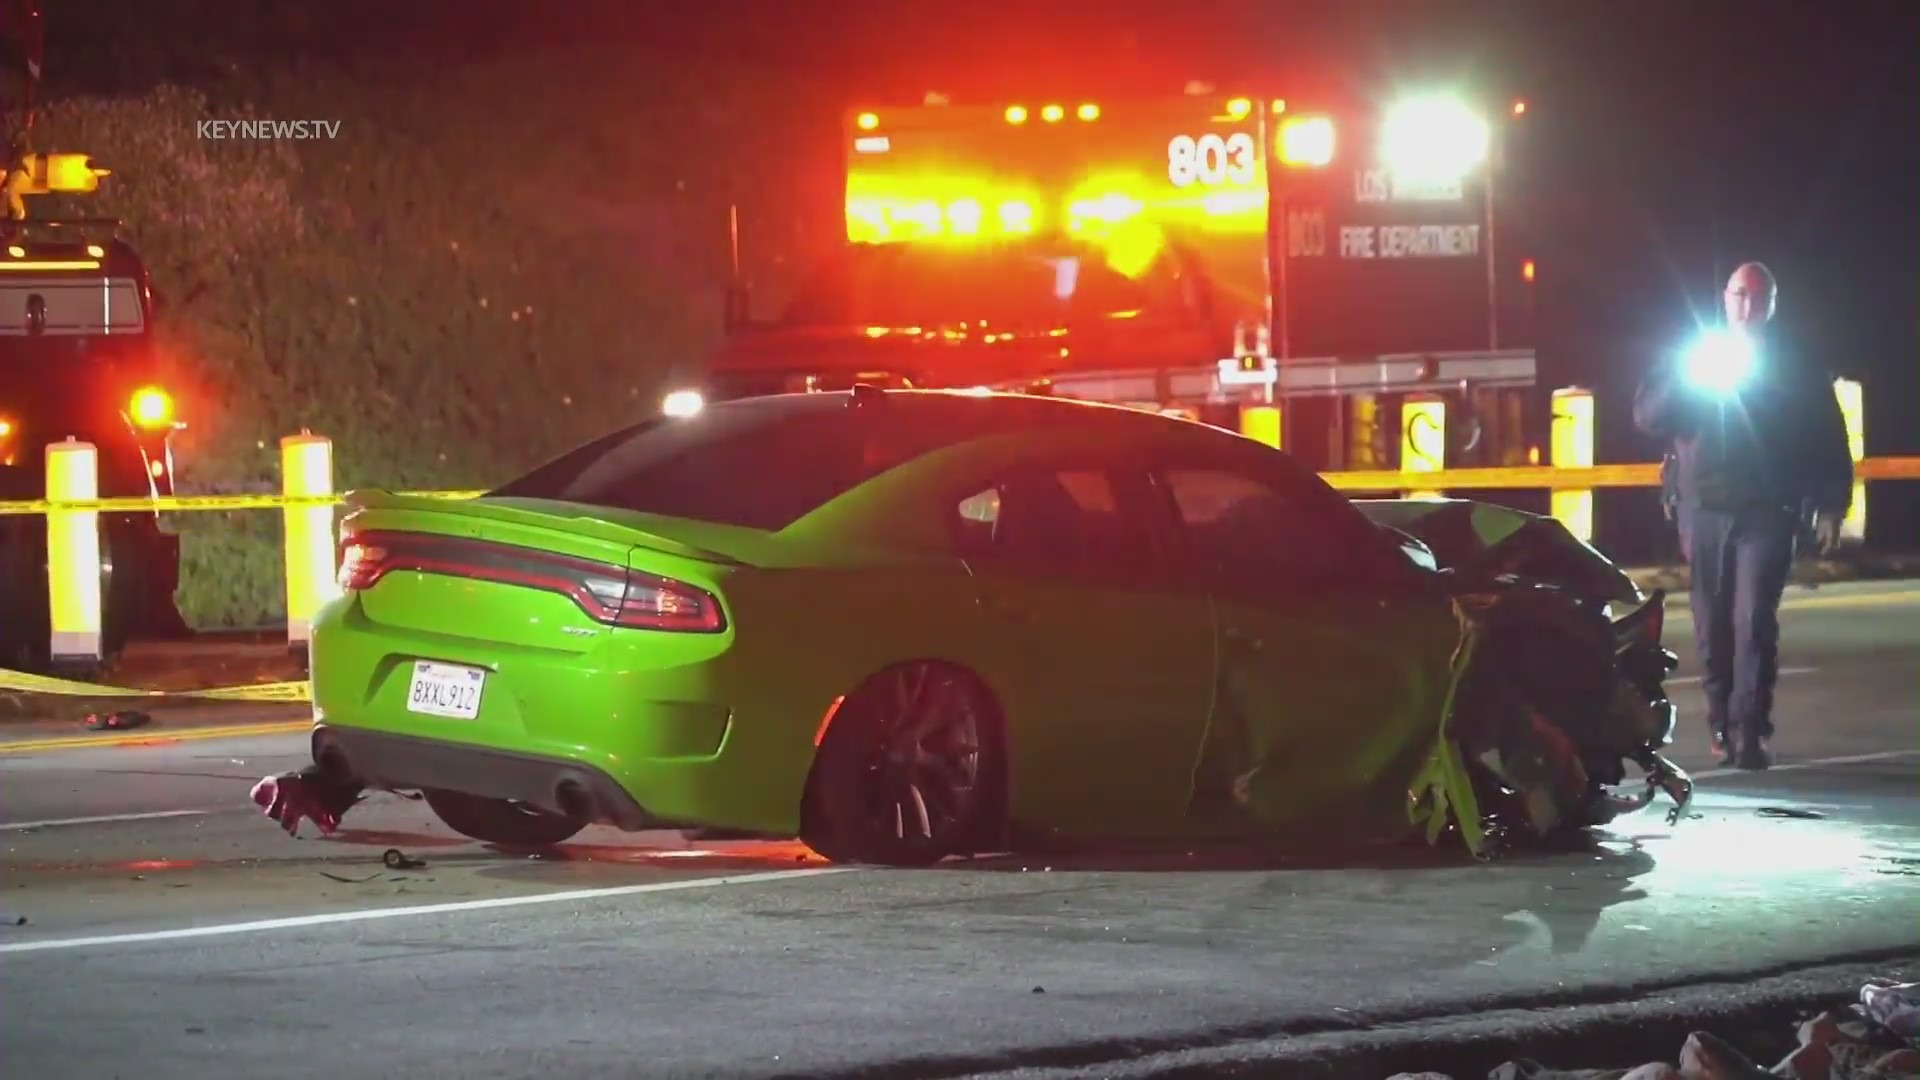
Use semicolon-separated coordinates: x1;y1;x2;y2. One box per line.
801;661;1004;866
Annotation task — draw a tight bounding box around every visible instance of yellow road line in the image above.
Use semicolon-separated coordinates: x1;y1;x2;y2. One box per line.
0;719;311;754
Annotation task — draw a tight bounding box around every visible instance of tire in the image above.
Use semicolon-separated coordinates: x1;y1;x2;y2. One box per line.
800;661;1006;867
423;789;587;847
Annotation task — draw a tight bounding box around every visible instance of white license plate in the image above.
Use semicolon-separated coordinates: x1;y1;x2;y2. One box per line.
405;661;487;720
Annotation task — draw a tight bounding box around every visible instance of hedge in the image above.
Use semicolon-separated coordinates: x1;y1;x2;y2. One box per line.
30;47;842;629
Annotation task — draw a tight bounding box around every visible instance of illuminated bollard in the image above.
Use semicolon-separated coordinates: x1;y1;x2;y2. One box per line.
1834;377;1865;542
1401;394;1446;499
1239;405;1281;449
1348;393;1381;468
282;431;338;655
46;438;102;666
1549;386;1595;542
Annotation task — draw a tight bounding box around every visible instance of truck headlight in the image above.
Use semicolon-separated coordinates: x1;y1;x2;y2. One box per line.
661;389;704;417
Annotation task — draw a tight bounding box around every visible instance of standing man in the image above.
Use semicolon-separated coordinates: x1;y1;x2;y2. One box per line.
1632;262;1854;770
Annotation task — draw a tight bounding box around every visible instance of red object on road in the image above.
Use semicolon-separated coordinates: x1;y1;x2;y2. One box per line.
250;768;363;838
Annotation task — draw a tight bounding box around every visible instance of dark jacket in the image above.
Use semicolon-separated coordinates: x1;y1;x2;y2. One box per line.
1632;328;1853;517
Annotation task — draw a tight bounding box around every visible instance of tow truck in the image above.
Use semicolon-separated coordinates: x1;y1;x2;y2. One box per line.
677;85;1543;474
0;2;189;673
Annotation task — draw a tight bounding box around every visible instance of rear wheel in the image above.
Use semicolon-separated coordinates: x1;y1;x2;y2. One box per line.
423;790;586;847
800;661;1005;867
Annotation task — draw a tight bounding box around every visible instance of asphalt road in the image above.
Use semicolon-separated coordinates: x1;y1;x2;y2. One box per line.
2;582;1916;1080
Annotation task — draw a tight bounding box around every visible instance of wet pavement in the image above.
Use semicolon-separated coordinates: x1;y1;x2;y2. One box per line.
1;582;1915;1079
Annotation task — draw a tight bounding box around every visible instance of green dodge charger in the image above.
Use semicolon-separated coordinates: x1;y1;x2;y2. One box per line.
293;386;1685;865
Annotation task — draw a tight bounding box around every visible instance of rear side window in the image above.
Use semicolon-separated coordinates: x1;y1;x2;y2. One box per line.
953;467;1157;575
491;397;1043;531
1159;467;1357;584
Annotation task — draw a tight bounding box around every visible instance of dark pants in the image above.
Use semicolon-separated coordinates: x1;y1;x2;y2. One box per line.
1678;503;1797;746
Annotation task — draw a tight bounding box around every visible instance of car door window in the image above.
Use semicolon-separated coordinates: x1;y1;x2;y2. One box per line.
953;466;1158;579
1158;466;1359;587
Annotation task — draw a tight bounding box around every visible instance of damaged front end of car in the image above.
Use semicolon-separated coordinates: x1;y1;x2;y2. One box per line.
1369;499;1695;858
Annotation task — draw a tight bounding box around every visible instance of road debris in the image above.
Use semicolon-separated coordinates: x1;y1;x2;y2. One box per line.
251;766;365;837
1757;807;1828;820
317;870;383;884
382;849;425;870
1387;982;1920;1080
82;710;150;732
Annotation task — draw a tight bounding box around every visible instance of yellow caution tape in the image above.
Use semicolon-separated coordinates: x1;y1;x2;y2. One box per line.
0;668;311;702
0;489;486;516
190;681;313;702
1;459;1914;517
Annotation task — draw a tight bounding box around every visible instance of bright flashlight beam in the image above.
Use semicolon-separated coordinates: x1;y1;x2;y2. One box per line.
1681;328;1757;395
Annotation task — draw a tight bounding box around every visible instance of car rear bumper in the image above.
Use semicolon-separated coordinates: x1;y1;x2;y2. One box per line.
312;723;666;831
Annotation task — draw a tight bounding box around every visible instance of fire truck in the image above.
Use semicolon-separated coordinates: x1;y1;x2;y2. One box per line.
0;3;188;673
0;213;192;672
679;85;1544;474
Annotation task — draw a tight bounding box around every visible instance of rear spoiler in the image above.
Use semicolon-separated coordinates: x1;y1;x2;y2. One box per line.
338;488;746;567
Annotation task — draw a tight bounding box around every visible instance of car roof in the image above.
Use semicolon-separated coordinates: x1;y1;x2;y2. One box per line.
701;387;1220;442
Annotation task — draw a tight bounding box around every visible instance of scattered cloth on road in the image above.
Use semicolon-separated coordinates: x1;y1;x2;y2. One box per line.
1862;982;1920;1042
1387;982;1920;1080
250;765;365;838
82;710;150;731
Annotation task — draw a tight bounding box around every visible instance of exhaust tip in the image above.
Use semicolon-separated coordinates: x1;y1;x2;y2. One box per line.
554;779;595;822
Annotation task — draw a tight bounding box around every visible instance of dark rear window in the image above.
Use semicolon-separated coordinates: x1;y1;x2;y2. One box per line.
489;395;1084;531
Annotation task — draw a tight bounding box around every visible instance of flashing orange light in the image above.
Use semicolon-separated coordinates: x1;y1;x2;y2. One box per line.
1270;98;1287;114
1041;104;1064;123
1512;100;1527;117
5;245;21;258
149;458;166;479
1005;104;1028;124
1521;258;1536;282
1068;192;1144;227
0;418;11;438
996;200;1035;234
1278;116;1335;167
1226;97;1252;120
1077;103;1100;121
947;198;984;236
856;112;879;131
129;386;174;429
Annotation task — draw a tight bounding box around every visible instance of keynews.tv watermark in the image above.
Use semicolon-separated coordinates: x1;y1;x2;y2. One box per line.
196;119;343;140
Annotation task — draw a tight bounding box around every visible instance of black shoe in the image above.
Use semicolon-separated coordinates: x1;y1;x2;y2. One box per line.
1735;740;1773;771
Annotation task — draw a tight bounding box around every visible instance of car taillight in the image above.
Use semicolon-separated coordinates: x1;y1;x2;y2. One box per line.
603;571;723;632
337;535;386;591
335;529;725;633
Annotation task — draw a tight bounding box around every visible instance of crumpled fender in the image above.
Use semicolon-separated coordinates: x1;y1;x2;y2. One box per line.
1352;499;1643;606
1405;584;1628;853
